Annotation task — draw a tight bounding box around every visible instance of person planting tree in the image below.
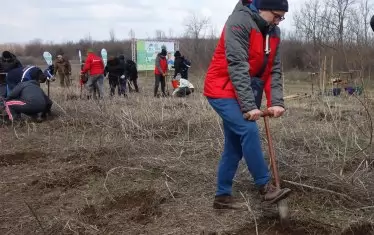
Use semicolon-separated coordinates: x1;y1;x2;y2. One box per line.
81;49;105;99
154;48;168;97
204;0;291;209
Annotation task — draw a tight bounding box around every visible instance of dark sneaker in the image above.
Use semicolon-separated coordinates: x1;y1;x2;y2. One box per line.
259;183;291;204
31;115;43;123
213;195;245;210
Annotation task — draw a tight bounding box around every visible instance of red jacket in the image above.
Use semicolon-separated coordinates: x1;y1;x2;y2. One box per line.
82;52;105;75
204;2;284;112
154;53;168;75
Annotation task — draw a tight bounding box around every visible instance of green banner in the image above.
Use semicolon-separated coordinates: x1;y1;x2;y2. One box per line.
136;40;176;71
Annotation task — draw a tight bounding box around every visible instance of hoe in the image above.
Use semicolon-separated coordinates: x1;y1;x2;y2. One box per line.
261;110;290;228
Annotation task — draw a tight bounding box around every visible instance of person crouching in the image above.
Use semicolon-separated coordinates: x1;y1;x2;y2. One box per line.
3;75;52;122
172;74;194;97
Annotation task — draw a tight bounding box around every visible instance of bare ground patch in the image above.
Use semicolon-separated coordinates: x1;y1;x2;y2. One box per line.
0;150;45;166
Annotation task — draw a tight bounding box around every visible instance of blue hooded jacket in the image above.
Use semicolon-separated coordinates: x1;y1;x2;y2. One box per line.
5;65;42;97
43;65;54;79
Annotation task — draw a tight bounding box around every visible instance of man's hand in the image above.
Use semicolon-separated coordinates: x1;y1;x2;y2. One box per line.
268;106;285;118
243;109;262;121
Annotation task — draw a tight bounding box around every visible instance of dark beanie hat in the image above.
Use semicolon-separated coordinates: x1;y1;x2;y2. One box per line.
2;51;13;59
161;48;167;56
258;0;288;12
174;51;181;57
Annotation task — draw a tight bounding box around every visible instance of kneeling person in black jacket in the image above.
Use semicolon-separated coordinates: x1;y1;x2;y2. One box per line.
4;79;52;122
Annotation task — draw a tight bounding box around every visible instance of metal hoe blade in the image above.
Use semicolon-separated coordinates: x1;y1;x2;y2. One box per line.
278;198;290;228
263;114;290;229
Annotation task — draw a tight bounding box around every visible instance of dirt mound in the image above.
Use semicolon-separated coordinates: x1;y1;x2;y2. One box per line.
30;165;105;189
77;189;165;229
106;189;165;224
0;151;45;166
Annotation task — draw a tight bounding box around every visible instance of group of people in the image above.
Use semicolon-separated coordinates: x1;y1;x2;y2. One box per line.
154;47;194;98
78;49;139;99
43;49;139;100
0;47;194;122
0;51;52;122
104;54;139;97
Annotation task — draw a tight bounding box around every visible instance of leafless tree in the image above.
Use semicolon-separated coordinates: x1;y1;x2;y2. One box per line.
109;29;116;42
183;12;211;57
360;0;372;45
184;12;210;39
168;28;174;38
328;0;356;45
128;29;135;39
155;30;166;39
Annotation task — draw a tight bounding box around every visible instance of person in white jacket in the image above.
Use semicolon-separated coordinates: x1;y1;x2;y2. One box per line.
172;74;194;97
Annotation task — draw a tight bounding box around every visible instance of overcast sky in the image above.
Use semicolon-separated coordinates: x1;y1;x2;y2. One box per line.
0;0;302;44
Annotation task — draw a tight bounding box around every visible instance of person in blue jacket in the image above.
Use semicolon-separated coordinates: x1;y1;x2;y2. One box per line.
5;65;45;97
2;74;52;122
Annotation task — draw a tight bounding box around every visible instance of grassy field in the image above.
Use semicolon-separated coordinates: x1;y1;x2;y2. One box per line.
1;69;374;234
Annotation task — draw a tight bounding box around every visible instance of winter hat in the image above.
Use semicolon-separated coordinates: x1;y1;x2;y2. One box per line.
28;67;46;83
174;51;181;57
161;48;167;56
258;0;288;12
2;51;13;59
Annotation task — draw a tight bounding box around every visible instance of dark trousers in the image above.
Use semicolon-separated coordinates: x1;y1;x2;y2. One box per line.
128;76;139;92
109;77;127;96
108;76;126;96
109;76;119;96
154;74;166;96
175;87;192;97
0;84;6;99
5;100;45;121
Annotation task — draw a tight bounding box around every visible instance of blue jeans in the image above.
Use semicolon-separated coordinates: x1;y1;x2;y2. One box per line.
208;98;270;196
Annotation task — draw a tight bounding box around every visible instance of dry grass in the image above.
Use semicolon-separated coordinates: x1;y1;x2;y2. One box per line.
1;70;374;234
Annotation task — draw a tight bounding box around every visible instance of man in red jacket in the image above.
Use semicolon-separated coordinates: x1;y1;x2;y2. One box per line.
204;0;291;209
154;48;168;97
81;49;105;99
